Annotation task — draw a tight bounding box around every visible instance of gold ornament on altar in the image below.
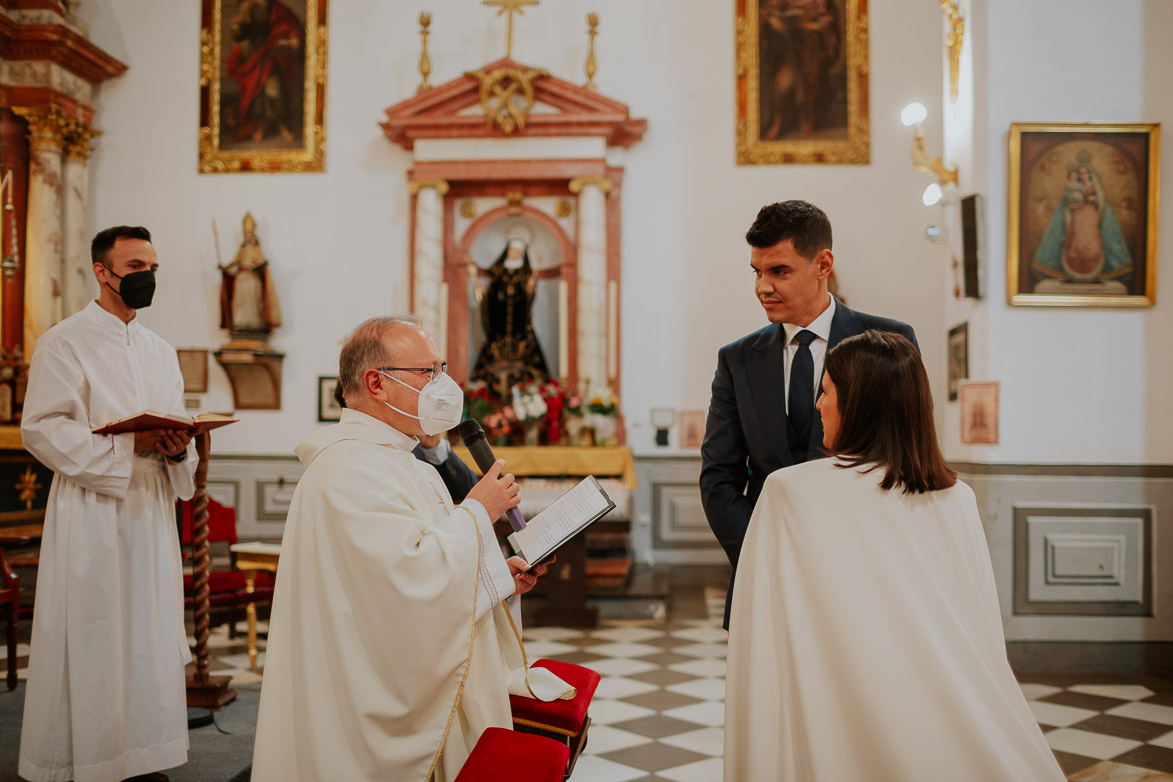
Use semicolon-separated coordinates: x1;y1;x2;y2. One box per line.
941;0;964;103
483;0;538;59
467;66;549;133
17;465;41;511
584;13;599;90
418;12;433;92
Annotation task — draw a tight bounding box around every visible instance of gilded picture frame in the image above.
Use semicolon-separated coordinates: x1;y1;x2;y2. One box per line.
1008;123;1159;307
199;0;328;173
735;0;869;165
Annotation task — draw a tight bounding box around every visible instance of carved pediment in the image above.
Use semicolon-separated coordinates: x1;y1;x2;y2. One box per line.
381;57;646;151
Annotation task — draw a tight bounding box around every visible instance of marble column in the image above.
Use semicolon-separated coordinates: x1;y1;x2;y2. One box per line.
409;179;448;344
62;121;98;319
15;108;65;359
570;177;611;391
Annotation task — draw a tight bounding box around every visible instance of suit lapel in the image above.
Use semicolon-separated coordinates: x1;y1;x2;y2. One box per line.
808;299;858;456
746;324;793;468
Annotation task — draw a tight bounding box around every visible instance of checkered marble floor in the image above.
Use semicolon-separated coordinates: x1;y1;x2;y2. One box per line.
6;605;1173;781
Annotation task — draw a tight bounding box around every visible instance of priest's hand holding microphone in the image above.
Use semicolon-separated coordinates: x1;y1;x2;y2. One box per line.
459;456;549;594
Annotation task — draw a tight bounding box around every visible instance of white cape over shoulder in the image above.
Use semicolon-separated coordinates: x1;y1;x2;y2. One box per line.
724;459;1064;782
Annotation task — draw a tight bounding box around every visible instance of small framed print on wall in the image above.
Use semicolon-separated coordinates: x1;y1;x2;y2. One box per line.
947;323;968;402
959;381;999;445
318;375;341;422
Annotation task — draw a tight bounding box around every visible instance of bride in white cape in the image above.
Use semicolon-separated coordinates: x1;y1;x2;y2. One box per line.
724;330;1064;782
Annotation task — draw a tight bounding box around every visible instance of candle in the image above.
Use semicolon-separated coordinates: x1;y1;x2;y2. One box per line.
437;281;448;357
558;279;569;379
607;280;618;381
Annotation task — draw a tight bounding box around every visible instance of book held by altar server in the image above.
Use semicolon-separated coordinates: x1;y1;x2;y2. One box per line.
92;410;238;435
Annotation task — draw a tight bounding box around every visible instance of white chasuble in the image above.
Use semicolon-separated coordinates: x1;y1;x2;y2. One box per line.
724;459;1065;782
252;410;571;782
19;301;197;782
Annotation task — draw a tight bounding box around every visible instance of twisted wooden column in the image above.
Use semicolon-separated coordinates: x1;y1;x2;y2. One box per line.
185;431;237;709
190;432;211;680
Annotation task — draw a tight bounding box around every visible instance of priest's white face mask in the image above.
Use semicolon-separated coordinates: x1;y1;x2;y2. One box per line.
379;369;464;436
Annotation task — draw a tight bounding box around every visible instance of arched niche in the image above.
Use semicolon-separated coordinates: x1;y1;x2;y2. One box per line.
452;206;576;390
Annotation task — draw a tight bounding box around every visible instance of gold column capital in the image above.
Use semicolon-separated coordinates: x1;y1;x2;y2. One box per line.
62;117;101;161
568;176;612;195
13;107;68;151
409;178;450;196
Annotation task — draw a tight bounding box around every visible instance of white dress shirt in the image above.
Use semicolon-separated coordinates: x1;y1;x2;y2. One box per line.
782;294;836;414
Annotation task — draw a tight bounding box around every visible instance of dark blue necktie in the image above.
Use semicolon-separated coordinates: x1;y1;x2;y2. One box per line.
788;330;817;448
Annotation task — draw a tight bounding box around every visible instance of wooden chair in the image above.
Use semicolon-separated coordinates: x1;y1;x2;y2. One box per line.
0;536;29;691
178;498;274;634
509;659;601;779
454;727;570;782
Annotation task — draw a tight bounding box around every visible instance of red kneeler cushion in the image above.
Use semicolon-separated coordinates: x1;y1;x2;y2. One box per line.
455;727;569;782
509;658;601;736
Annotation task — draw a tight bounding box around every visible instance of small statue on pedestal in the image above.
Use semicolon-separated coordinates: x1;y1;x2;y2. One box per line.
219;212;282;347
214;213;284;410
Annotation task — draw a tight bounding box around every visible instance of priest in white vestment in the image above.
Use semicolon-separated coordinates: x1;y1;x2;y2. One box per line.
252;316;570;782
19;227;197;782
725;331;1064;782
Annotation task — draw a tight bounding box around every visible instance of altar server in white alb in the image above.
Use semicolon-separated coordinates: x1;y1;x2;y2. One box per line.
252;316;570;782
19;226;197;782
724;331;1064;782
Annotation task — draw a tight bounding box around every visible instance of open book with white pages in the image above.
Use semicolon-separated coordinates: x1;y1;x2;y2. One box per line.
506;475;616;571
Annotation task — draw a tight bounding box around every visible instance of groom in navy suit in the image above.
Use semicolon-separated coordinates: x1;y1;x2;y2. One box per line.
701;201;918;629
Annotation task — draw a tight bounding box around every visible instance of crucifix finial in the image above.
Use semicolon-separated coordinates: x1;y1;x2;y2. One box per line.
483;0;538;59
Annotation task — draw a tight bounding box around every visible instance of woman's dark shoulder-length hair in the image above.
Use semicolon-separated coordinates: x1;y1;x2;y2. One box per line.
823;330;956;494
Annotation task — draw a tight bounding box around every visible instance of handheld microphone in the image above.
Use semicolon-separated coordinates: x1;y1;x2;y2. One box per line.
458;419;526;532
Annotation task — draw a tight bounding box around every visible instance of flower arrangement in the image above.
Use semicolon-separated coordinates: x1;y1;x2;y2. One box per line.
483;406;516;446
462;380;494;425
587;386;620;418
512;381;549;445
539;380;566;444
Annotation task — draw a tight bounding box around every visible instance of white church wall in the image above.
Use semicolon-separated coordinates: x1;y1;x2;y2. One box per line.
79;0;947;461
946;0;1173;465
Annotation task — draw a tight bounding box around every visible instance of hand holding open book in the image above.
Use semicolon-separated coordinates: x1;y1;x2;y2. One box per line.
507;476;616;571
92;410;239;436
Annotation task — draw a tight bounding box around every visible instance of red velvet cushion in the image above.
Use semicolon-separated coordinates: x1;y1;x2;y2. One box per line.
454;727;569;782
509;658;600;735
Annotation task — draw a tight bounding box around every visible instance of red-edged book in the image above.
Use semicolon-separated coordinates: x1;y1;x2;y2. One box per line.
92;411;238;436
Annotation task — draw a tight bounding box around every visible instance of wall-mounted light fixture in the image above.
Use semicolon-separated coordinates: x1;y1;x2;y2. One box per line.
0;169;20;280
901;102;958;207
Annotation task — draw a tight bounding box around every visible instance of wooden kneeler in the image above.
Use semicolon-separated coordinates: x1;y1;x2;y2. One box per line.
454;727;570;781
509;659;601;779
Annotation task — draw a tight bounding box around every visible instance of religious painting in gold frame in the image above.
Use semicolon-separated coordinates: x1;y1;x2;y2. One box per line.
199;0;328;173
1008;123;1159;307
735;0;869;165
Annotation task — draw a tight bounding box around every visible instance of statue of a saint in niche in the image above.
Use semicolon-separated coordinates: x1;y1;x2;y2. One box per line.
472;238;549;398
219;212;282;343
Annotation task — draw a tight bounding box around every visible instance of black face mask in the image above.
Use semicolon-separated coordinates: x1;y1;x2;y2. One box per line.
105;269;156;309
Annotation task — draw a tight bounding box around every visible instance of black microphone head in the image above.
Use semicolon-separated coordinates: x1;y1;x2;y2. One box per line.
458;418;486;446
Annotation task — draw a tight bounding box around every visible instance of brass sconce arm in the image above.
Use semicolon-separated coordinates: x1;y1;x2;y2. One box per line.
910;125;959;188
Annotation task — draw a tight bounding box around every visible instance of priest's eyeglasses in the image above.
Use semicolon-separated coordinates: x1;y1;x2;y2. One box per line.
378;363;448;383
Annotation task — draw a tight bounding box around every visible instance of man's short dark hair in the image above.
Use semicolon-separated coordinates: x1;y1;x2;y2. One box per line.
92;226;152;268
744;200;832;259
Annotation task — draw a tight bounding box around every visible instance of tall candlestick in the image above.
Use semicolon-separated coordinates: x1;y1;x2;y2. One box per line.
558;279;569;379
607;280;618;381
437;281;449;358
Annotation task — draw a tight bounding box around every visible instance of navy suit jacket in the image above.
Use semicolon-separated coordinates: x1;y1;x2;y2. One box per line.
699;299;918;629
412;443;478;504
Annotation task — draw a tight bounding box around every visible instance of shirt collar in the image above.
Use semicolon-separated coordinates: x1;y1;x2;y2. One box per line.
84;299;139;337
338;408;420;453
783;294;836;346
